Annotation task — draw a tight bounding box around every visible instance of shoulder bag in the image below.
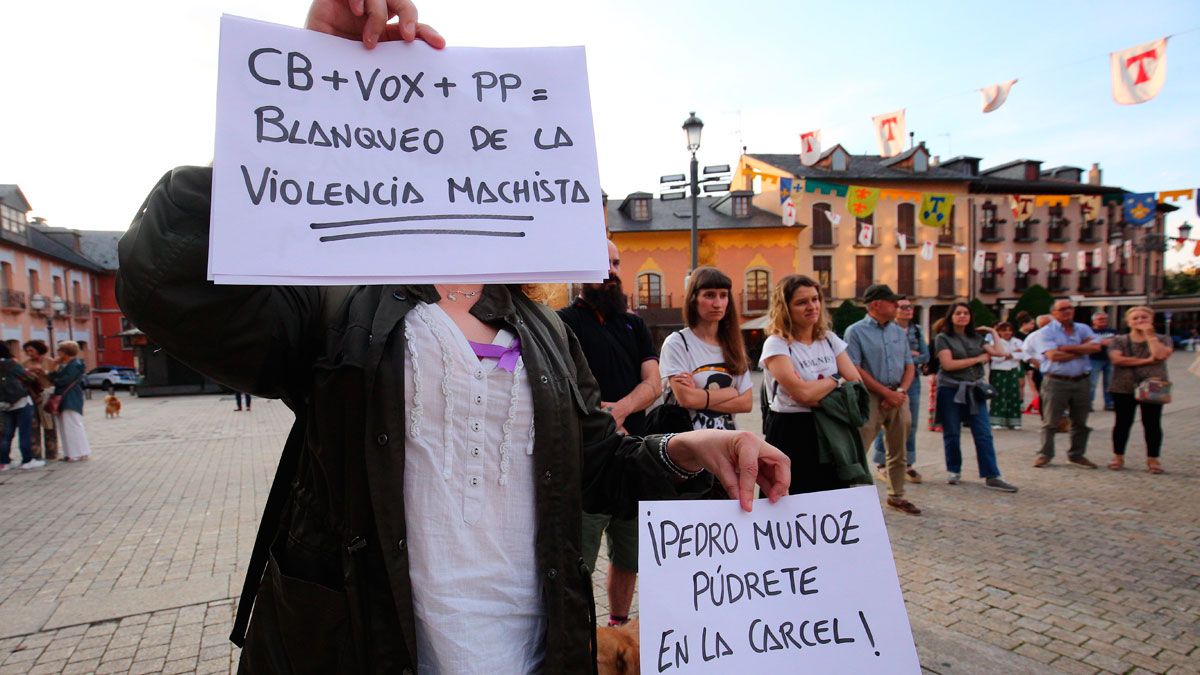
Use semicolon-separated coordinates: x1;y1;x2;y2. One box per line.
645;332;694;434
1134;378;1172;404
45;369;83;415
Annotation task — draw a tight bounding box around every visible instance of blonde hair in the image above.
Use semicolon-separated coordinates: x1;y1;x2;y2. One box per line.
57;340;80;357
766;275;830;342
1124;305;1154;322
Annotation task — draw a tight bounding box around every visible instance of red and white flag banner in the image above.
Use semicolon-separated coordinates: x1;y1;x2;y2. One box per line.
1111;37;1168;105
973;251;986;273
1010;195;1036;221
898;233;908;251
980;79;1017;113
857;222;875;246
782;197;796;226
1108;243;1118;264
872;109;906;157
1017;253;1030;274
1123;240;1134;259
921;240;934;261
1077;195;1101;221
799;130;822;165
1093;247;1103;267
1077;250;1088;271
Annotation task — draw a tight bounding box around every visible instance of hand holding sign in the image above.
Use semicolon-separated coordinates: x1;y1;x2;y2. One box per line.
669;430;791;511
305;0;444;49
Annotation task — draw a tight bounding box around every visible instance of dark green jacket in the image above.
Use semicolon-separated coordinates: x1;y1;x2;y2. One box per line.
812;381;873;484
51;359;86;414
116;167;685;674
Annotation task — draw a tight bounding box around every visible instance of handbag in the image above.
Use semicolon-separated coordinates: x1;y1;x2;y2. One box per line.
1134;377;1172;404
974;381;998;401
645;331;695;434
45;370;83;415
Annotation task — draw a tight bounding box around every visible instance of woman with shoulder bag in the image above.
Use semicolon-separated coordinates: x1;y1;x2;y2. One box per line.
659;267;753;432
934;303;1018;492
759;275;863;494
1107;306;1173;474
50;341;90;462
21;340;59;461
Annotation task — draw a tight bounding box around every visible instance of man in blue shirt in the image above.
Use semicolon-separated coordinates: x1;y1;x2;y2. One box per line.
845;284;919;515
871;299;928;483
1029;299;1101;468
1088;311;1117;411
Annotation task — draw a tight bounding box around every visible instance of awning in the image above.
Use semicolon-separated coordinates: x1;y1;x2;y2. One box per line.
741;314;770;331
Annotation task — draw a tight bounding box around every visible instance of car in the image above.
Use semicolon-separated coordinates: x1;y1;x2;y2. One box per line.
83;366;140;390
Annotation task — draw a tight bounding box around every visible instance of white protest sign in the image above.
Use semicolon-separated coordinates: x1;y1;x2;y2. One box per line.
211;16;607;285
639;486;919;674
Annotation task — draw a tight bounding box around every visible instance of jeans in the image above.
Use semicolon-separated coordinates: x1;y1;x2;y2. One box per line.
1088;361;1113;409
873;378;920;467
936;385;1001;478
0;405;34;466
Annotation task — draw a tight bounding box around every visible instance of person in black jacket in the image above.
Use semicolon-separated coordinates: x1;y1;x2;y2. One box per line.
115;2;790;672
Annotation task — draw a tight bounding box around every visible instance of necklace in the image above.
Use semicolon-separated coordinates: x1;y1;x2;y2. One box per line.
443;288;480;302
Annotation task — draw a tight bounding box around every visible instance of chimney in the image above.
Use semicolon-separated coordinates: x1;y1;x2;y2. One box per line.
1087;163;1102;185
931;155;940;166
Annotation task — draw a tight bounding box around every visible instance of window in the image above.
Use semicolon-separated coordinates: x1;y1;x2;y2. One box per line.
897;203;915;243
981;253;998;293
897;255;915;297
0;263;11;291
1014;269;1030;293
812;203;833;246
732;195;750;218
120;317;135;350
28;269;38;295
0;205;26;234
937;255;955;297
1047;206;1067;241
53;276;63;298
637;273;662;309
813;256;833;299
72;280;82;305
855;256;874;299
95;318;104;345
938;206;955;245
631;198;650;221
1048;257;1065;291
980;201;1002;241
745;269;769;312
1079;252;1096;292
855;213;874;246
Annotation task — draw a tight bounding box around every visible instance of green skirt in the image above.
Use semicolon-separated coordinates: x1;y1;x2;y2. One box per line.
989;368;1023;425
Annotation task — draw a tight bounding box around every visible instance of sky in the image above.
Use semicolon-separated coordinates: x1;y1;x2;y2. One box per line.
3;0;1199;266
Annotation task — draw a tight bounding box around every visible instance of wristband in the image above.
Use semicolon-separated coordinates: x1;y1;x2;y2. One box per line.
659;433;704;480
704;390;711;410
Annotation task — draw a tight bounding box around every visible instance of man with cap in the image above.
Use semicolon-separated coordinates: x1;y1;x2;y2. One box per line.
844;284;920;515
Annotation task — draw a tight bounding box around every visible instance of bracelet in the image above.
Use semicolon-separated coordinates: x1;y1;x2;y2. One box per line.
659;433;704;480
704;390;711;410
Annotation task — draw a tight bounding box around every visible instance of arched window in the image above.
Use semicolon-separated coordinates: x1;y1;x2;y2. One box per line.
812;202;833;246
638;273;663;309
745;269;769;312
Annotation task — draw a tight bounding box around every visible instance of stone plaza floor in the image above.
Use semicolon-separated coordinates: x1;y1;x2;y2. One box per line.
0;352;1198;673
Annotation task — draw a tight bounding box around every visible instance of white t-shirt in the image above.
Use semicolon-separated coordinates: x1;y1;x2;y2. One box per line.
659;327;753;430
985;335;1025;371
758;334;847;413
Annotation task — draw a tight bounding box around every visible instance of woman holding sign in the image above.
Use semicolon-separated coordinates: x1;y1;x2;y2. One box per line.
759;275;867;494
115;2;790;673
659;267;754;432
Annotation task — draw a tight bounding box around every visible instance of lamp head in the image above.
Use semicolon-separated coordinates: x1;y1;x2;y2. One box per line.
683;111;703;153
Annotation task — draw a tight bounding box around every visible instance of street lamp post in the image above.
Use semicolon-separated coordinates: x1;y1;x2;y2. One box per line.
28;295;65;349
682;112;704;272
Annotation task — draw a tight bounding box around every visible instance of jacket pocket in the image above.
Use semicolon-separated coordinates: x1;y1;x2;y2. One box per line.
240;539;353;674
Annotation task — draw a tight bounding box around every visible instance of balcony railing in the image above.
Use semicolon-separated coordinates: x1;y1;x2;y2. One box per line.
630;293;674;311
0;289;26;312
979;279;1001;294
72;302;91;319
740;291;768;314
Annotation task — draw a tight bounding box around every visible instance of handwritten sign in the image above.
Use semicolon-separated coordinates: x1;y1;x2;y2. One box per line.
639;486;919;673
210;16;607;285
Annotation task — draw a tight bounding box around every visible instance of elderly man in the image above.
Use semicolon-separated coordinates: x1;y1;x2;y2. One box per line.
845;284;919;515
1030;299;1101;468
1088;311;1117;411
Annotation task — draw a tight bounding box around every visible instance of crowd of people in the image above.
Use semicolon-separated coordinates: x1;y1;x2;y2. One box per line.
0;339;93;471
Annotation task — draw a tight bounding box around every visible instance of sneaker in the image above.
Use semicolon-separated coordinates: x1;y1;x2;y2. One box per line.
906;468;923;484
19;460;45;470
1068;457;1098;469
985;477;1018;493
947;473;961;485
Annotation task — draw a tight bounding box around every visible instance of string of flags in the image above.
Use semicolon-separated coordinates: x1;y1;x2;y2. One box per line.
775;176;1200;269
797;36;1173;162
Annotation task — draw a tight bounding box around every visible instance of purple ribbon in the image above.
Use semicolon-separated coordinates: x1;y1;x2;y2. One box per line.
468;337;522;372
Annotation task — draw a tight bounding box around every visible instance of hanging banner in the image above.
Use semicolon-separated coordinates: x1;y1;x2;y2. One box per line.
972;251;986;273
799;130;822;166
1077;250;1088;271
898;233;907;251
805;179;849;197
872;109;906;158
1108;243;1118;264
880;188;921;202
779;177;794;205
1111;37;1168;105
1017;253;1030;274
846;186;881;219
1194;240;1200;257
1158;188;1194;203
857;222;875;246
918;193;954;228
1010;195;1035;221
1123;192;1157;226
1005;252;1014;265
1123;240;1133;259
826;209;843;225
1035;195;1071;207
921;240;934;261
1077;195;1101;221
980;79;1017;113
782;197;796;226
1093;247;1103;268
1043;253;1054;264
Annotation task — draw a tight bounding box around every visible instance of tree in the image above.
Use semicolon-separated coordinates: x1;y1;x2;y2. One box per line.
969;298;998;327
1010;284;1053;322
832;300;866;337
1164;268;1200;296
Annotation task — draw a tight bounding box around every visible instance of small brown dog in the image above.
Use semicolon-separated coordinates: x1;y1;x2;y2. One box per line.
104;393;122;418
596;618;639;675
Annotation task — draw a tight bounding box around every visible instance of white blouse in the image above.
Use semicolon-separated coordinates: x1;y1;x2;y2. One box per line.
402;302;543;674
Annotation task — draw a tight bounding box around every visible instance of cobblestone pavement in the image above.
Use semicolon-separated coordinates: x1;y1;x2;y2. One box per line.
0;353;1197;673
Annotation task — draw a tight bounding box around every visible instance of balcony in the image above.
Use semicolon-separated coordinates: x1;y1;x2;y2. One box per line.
72;302;91;319
28;293;48;316
630;293;674;311
740;292;768;315
979;279;1002;294
1048;275;1069;293
0;289;26;313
